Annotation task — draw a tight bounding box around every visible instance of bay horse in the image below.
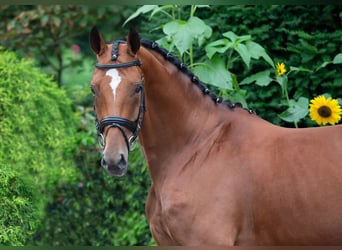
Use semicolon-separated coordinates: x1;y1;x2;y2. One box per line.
89;27;342;245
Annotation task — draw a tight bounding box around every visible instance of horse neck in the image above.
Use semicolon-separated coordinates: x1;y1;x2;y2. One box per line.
137;47;233;180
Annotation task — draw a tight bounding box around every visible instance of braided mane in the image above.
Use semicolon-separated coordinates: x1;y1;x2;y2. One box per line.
139;38;253;114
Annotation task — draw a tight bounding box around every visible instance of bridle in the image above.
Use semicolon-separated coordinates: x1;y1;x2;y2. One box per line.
94;39;145;152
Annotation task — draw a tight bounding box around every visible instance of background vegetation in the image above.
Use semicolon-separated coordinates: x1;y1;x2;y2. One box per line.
0;5;341;246
0;48;78;245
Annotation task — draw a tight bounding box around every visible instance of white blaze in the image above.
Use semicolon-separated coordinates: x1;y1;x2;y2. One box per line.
106;69;121;99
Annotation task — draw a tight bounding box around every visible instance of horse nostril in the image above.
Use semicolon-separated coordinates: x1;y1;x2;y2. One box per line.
101;153;127;174
117;154;127;170
101;157;107;168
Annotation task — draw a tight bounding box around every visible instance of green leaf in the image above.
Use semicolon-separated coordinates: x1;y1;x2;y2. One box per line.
337;98;342;106
155;36;172;51
276;75;288;95
223;31;251;43
246;41;274;68
224;89;249;108
240;70;272;86
333;53;342;64
163;16;212;56
235;43;251;68
7;19;16;31
123;5;158;26
150;5;174;18
279;97;309;123
163;20;189;55
41;15;49;26
222;31;238;42
289;66;312;73
187;16;212;47
52;16;61;27
205;39;232;59
315;61;331;71
195;5;211;8
193;55;233;90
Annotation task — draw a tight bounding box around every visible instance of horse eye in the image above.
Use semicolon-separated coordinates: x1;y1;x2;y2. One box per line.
134;84;142;94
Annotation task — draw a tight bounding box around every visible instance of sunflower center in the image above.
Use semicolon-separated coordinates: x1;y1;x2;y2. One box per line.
318;105;332;118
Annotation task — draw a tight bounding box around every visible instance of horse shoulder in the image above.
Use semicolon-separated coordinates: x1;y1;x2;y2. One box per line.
146;181;200;245
155;180;242;245
145;184;177;245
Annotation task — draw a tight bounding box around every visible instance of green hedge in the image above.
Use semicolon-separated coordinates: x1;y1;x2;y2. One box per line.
204;5;342;126
136;5;342;127
31;106;153;246
0;166;38;245
0;48;78;245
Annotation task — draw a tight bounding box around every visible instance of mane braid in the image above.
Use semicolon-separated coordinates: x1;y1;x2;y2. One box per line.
139;38;254;114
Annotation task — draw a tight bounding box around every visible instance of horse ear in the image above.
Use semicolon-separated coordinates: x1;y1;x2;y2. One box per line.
89;26;106;55
127;28;140;55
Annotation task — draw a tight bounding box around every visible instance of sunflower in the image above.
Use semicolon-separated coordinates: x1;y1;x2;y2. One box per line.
309;95;342;125
276;62;286;76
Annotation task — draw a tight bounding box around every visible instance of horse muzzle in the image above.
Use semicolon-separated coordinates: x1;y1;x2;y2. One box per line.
101;152;128;177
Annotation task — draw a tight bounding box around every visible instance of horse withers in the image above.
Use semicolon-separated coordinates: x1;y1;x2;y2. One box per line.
89;27;342;245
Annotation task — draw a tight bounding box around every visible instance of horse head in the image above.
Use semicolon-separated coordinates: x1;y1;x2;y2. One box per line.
89;27;144;177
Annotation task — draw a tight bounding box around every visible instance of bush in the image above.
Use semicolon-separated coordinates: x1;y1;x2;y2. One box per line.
133;5;342;127
203;5;342;126
31;106;153;246
0;48;78;245
0;166;39;245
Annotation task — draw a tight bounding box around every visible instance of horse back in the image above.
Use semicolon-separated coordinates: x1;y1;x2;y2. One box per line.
246;122;342;244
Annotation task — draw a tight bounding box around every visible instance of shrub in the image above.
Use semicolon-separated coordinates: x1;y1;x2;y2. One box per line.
0;166;39;245
203;5;342;127
31;106;153;246
132;5;342;127
0;48;78;245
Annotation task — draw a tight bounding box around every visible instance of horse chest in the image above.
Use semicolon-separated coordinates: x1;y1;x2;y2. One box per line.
145;178;248;246
145;184;192;245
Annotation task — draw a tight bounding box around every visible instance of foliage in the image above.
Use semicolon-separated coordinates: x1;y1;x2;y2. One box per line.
61;46;95;106
128;5;342;127
27;45;154;246
32;106;154;246
203;5;342;127
0;5;134;87
0;166;39;246
0;48;78;244
0;25;153;245
125;5;275;107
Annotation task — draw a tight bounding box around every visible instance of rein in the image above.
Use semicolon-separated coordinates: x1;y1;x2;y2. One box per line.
94;39;145;152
